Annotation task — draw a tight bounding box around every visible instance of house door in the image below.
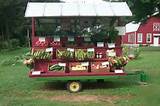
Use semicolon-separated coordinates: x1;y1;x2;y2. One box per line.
153;37;159;46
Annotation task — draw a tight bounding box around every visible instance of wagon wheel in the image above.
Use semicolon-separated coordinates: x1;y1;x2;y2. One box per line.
67;81;82;93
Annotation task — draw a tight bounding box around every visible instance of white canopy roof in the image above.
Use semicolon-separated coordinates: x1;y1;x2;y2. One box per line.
125;22;141;33
25;2;132;17
60;0;104;3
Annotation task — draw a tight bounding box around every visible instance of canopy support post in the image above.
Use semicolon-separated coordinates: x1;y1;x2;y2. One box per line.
32;17;35;38
31;17;35;47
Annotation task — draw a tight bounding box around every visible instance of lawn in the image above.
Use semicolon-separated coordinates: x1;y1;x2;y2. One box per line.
0;47;160;106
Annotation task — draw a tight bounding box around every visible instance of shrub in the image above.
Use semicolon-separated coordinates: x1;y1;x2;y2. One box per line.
0;41;11;49
134;47;140;59
1;55;24;66
122;45;140;59
9;39;20;49
0;39;20;50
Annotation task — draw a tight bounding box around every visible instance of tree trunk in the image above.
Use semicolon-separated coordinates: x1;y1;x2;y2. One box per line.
1;27;5;40
5;21;10;41
27;28;31;48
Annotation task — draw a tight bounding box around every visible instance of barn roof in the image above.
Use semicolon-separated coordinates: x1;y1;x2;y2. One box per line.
125;22;141;33
25;2;132;17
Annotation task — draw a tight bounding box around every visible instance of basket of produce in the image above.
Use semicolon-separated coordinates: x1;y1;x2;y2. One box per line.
56;48;74;60
91;61;110;72
49;63;66;72
86;48;95;59
75;49;87;61
69;62;89;71
75;49;95;61
109;56;129;71
32;49;52;60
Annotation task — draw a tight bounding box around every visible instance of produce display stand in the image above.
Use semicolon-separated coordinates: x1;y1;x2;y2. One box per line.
24;1;146;92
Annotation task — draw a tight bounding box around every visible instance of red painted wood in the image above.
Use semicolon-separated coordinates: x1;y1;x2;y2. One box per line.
122;32;136;44
75;36;84;46
30;21;124;78
50;58;109;62
29;71;127;78
34;60;49;72
115;36;122;56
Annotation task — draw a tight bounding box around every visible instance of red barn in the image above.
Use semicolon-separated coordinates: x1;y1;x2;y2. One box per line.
122;17;160;46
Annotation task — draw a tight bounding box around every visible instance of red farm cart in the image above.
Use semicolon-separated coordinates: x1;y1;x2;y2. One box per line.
24;1;147;92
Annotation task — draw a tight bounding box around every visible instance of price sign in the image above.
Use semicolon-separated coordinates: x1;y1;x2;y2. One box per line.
67;48;74;52
68;36;74;42
32;71;41;75
87;48;94;52
102;62;109;65
97;42;104;47
39;37;45;42
115;69;123;73
108;43;115;48
46;48;53;52
54;36;60;42
58;63;66;66
81;62;89;66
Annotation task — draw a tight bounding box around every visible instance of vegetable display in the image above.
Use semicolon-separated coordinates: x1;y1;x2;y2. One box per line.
57;49;95;60
69;62;89;71
49;64;65;71
23;58;34;69
91;61;110;72
109;56;129;69
57;49;74;59
32;50;52;60
86;51;94;59
75;49;86;60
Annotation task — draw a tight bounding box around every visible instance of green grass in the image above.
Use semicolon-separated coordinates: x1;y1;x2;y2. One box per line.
0;47;160;106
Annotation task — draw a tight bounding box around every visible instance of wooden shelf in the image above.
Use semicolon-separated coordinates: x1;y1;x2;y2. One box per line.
29;71;127;78
50;58;109;62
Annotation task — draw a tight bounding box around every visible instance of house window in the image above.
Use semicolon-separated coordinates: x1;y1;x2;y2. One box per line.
128;33;135;43
137;33;143;43
146;33;152;43
153;23;160;31
128;34;131;42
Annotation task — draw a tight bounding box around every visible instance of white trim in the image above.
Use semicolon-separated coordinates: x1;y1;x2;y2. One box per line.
153;23;160;31
137;33;143;43
150;44;160;46
153;33;160;36
146;33;152;43
122;44;139;47
153;36;159;46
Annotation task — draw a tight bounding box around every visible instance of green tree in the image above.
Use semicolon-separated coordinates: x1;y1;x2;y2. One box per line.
0;0;28;48
0;0;27;39
126;0;160;23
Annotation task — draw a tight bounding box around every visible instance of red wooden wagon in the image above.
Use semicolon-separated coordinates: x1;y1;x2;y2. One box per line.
24;0;146;92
